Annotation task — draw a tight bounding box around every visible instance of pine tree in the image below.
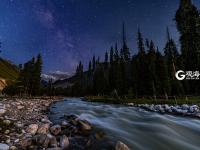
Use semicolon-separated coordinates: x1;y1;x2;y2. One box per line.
164;28;184;96
110;46;114;63
175;0;200;94
137;28;145;54
121;23;130;62
114;43;119;61
92;55;96;71
146;40;157;98
155;49;169;99
32;54;42;96
88;61;92;72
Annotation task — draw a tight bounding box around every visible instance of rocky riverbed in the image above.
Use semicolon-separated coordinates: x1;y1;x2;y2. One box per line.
128;103;200;118
0;97;129;150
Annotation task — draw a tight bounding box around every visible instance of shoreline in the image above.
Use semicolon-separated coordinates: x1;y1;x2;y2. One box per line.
84;96;200;119
0;97;129;150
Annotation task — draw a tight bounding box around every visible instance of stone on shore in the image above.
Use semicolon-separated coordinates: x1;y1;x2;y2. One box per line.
37;123;50;134
19;137;32;148
0;103;6;116
78;120;92;131
60;135;69;149
26;124;38;135
47;134;58;147
115;141;130;150
33;134;50;148
9;146;17;150
50;125;61;135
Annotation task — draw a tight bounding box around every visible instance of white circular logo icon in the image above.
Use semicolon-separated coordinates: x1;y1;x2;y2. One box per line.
175;70;185;80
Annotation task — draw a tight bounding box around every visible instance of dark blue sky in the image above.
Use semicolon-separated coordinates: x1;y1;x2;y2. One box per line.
0;0;200;73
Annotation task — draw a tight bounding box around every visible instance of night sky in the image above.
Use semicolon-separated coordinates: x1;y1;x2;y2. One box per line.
0;0;200;74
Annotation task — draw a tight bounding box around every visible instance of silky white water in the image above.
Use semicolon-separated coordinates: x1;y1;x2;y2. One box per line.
49;98;200;150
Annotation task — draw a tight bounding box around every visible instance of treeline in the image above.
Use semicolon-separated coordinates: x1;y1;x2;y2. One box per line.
64;0;200;98
3;54;42;96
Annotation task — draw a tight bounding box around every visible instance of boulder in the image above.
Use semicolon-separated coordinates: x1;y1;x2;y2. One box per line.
41;118;52;124
17;105;24;110
0;106;6;116
14;121;24;128
61;120;70;127
33;134;50;148
60;135;69;149
115;141;129;150
50;125;61;135
47;134;57;148
9;146;17;150
78;120;92;131
0;143;9;150
37;123;50;134
26;124;38;135
19;137;32;148
181;104;189;110
3;120;11;126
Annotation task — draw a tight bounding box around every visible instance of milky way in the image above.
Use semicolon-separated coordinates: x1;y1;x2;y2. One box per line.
0;0;199;73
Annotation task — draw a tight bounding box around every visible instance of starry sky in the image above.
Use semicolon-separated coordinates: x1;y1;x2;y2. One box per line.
0;0;200;74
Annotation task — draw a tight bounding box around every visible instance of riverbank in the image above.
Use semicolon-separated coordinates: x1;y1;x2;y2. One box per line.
0;97;129;150
85;96;200;119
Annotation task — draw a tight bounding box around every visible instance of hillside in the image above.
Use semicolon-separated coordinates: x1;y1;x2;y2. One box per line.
0;57;19;90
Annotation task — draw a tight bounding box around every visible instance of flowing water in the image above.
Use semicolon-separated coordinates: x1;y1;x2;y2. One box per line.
49;98;200;150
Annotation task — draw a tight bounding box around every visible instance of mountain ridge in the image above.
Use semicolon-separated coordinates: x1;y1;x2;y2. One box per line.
0;57;19;91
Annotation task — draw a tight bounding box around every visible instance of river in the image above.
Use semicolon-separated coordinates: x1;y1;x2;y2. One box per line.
48;98;200;150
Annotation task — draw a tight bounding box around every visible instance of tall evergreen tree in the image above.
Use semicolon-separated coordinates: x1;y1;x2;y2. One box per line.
146;41;157;98
175;0;200;94
92;55;96;71
32;54;42;95
121;23;130;62
155;49;169;99
137;28;145;54
110;46;114;63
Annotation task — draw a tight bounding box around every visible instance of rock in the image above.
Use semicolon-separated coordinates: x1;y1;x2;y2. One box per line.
14;139;19;143
17;105;24;110
14;122;24;128
115;141;129;150
33;134;50;148
26;124;38;135
5;138;10;144
78;120;92;131
149;104;155;111
64;114;78;121
4;130;10;134
3;120;11;126
9;146;17;150
47;134;57;148
181;104;189;110
41;118;52;124
61;120;70;127
195;113;200;117
0;143;9;150
19;137;32;148
155;105;162;112
0;107;6;116
192;105;199;112
50;125;61;135
60;135;69;149
37;123;50;134
188;105;198;113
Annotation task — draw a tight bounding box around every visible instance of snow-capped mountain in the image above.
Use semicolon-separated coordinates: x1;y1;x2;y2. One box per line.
41;71;71;82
